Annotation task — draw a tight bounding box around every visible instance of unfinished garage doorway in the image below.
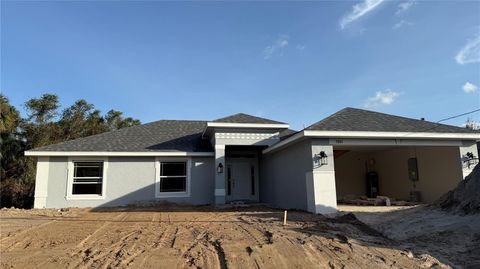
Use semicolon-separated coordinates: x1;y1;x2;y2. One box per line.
333;145;463;204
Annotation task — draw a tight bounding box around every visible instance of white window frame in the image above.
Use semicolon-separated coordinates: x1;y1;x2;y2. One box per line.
66;157;108;200
155;157;191;198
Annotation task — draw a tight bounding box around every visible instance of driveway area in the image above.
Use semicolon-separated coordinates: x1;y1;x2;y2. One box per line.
1;205;447;269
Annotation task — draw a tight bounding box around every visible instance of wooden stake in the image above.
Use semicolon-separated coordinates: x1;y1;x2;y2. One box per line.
283;210;287;226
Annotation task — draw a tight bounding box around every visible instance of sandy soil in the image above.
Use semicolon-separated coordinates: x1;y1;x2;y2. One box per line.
339;205;480;269
0;205;449;269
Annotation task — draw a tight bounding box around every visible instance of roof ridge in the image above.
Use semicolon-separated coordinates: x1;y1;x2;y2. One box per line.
305;107;476;133
213;112;286;124
342;107;471;131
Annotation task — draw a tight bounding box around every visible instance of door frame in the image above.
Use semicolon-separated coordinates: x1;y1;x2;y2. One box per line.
225;157;259;202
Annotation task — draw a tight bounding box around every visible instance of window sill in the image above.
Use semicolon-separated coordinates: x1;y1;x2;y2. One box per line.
155;192;190;198
66;195;106;200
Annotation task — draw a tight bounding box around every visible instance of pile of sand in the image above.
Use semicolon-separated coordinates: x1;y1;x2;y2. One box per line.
435;163;480;215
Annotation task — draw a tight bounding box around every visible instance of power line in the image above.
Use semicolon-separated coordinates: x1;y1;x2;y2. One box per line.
399;108;480;138
436;108;480;123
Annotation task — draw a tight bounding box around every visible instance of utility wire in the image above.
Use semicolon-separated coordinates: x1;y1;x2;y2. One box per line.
399;107;480;138
436;108;480;123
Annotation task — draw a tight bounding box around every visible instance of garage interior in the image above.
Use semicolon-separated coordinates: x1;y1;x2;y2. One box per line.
333;145;463;204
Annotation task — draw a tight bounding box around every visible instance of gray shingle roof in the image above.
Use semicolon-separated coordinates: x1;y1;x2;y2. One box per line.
306;107;477;133
279;129;299;140
213;113;286;124
31;120;212;152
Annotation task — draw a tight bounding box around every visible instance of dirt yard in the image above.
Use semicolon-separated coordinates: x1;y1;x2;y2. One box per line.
1;205;449;269
339;205;480;269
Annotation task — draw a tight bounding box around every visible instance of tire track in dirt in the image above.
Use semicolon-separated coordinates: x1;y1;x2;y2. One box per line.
174;212;231;269
0;220;57;250
73;212;128;250
66;212;129;269
135;212;168;268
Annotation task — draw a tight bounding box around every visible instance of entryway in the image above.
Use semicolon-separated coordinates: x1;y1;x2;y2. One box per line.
225;146;260;203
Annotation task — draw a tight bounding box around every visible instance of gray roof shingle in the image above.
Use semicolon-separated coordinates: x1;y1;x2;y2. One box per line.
306;107;477;133
213;113;286;124
31;120;212;152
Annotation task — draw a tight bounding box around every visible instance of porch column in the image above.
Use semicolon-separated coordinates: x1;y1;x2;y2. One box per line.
306;141;337;214
214;145;226;204
460;141;478;178
34;156;49;208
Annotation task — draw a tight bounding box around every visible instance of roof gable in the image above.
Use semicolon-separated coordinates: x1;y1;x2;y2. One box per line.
213;113;286;124
306;107;477;134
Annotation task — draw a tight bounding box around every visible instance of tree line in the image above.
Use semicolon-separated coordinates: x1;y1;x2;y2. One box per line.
0;94;140;208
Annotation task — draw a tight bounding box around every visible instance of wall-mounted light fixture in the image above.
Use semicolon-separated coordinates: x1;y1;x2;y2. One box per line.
314;151;328;166
217;163;224;174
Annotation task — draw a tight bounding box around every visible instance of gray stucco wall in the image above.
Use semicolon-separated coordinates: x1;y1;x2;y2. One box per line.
45;156;214;208
260;140;313;210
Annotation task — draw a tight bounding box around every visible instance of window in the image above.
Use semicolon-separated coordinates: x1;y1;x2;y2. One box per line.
159;162;187;192
67;158;107;200
72;161;104;195
155;158;190;198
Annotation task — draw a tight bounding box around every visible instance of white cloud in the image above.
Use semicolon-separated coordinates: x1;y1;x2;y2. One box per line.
396;0;415;15
392;20;413;30
364;89;400;107
455;34;480;64
263;34;289;60
296;44;306;51
463;82;478;93
340;0;385;29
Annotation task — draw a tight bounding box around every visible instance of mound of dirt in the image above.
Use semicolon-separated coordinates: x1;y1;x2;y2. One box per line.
434;163;480;215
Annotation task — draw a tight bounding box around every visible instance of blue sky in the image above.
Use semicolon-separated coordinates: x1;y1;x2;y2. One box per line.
2;0;479;130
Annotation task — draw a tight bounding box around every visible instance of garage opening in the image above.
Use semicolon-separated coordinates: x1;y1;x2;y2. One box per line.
333;145;463;205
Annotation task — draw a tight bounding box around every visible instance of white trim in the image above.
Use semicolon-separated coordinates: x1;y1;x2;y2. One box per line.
214;188;226;196
25;151;215;157
303;130;480;140
215;145;226;150
155;157;191;198
263;130;479;154
33;156;50;208
206;122;289;129
215;132;280;140
329;138;464;147
66;157;108;200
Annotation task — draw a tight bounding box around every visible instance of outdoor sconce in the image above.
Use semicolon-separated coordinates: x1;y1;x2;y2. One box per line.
217;163;224;174
314;151;328;166
319;151;328;165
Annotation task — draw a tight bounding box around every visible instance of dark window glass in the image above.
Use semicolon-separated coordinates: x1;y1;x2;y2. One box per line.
227;166;232;196
160;162;187;192
74;162;103;177
160;177;187;192
161;162;186;177
251;166;255;195
72;161;103;195
72;183;102;195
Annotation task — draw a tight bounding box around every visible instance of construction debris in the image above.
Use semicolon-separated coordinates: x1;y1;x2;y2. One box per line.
435;163;480;215
339;195;416;206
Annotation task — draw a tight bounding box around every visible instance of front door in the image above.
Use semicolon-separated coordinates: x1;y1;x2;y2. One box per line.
227;161;256;201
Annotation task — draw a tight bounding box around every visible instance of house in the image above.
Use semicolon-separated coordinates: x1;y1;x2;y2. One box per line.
25;108;479;214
